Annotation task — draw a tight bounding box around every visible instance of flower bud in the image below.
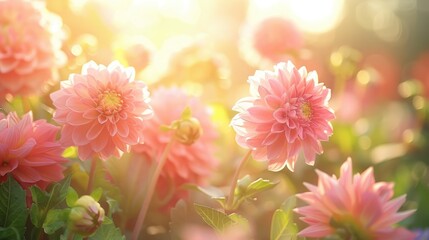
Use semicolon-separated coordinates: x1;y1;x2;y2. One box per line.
173;117;202;145
68;195;105;236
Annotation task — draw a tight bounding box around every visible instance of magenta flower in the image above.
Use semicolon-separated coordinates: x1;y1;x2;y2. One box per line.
295;158;416;240
231;61;334;171
50;61;153;160
0;0;65;99
0;112;66;189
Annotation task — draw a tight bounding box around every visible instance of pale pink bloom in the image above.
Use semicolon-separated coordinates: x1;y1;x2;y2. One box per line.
131;87;218;209
240;17;303;67
231;61;334;171
0;112;66;189
252;17;303;61
0;0;65;99
295;158;416;240
50;61;153;161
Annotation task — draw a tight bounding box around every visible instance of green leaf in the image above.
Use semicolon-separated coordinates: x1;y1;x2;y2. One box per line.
30;186;50;206
0;226;20;240
89;217;125;240
46;175;72;209
106;197;121;218
194;204;234;233
228;213;250;231
181;107;192;119
0;176;28;240
43;209;70;235
232;177;278;210
30;204;42;228
62;147;78;158
243;178;277;199
270;209;290;240
90;188;103;202
66;188;78;207
270;197;298;240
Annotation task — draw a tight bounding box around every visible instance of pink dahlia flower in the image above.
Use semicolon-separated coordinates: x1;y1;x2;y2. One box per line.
295;158;416;240
131;87;218;209
253;17;303;60
231;61;334;171
50;61;153;161
0;0;65;99
0;111;66;189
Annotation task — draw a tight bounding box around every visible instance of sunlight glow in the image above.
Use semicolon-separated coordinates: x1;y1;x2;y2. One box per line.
247;0;344;34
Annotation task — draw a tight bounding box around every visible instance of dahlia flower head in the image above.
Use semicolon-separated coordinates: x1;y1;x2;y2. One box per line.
0;0;65;99
295;158;415;240
132;87;218;209
51;61;153;161
231;61;334;171
240;17;303;67
0;111;66;189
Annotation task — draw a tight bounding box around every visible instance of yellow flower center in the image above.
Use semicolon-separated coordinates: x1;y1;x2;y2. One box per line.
301;102;312;120
98;90;123;115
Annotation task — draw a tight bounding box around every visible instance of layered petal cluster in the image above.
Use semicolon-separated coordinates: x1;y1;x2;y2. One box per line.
50;61;153;160
0;112;66;189
231;61;334;171
131;87;218;209
0;0;65;99
295;158;416;240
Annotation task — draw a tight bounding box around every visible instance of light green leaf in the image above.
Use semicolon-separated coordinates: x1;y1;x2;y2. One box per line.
270;197;298;240
244;178;277;198
90;188;103;202
62;147;78;158
66;188;78;207
0;176;28;240
194;204;234;233
89;217;125;240
181;107;192;119
43;209;70;235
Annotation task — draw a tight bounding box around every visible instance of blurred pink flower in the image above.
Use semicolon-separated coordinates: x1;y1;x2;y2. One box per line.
50;61;153;161
231;61;334;171
132;87;218;209
0;111;66;189
295;158;415;240
0;0;65;99
123;38;154;72
252;17;304;61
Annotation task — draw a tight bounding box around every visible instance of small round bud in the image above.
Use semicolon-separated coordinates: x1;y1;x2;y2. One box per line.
173;117;202;145
68;195;105;236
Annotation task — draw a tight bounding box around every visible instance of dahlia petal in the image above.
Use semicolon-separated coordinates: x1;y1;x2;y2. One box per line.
285;155;298;172
13;165;42;183
9;138;36;158
298;224;333;238
0;158;18;176
86;123;104;140
72;128;91;145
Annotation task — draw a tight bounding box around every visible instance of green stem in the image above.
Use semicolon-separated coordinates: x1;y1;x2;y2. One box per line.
131;139;175;240
226;150;252;210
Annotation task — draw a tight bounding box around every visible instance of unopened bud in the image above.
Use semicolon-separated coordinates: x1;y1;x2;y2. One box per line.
68;195;105;236
173;117;202;145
